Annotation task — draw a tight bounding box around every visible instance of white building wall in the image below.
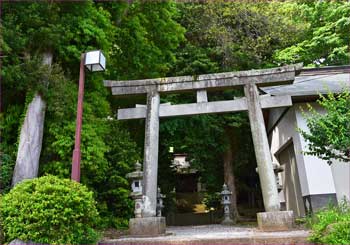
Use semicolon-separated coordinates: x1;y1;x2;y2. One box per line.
331;162;350;202
268;106;309;198
294;103;337;196
269;102;350;203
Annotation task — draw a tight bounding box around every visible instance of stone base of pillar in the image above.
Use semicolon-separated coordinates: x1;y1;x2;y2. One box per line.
129;217;166;236
221;217;234;226
257;211;294;231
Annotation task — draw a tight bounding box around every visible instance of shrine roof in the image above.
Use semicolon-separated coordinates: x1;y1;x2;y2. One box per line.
262;65;350;98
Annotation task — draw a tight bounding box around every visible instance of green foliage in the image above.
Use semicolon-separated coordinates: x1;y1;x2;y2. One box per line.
0;175;100;244
40;73;139;228
2;1;143;228
94;120;139;228
202;192;221;210
0;105;23;193
275;1;350;66
171;1;305;74
307;201;350;244
159;115;226;193
300;90;350;164
1;1;114;70
0;151;15;194
109;0;185;79
0;194;4;244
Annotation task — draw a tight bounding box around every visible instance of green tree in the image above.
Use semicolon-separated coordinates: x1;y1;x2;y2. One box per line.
107;0;185;80
275;1;350;66
300;90;350;164
171;1;305;74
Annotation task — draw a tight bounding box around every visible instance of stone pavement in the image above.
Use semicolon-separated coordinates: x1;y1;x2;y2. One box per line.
100;224;310;245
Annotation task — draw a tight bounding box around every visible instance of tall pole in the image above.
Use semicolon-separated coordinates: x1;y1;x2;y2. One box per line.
71;53;85;182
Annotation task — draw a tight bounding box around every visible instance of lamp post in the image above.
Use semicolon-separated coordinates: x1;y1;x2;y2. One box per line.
71;50;106;182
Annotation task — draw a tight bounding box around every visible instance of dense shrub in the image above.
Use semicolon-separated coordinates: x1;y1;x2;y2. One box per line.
0;175;100;244
308;201;350;244
0;194;4;244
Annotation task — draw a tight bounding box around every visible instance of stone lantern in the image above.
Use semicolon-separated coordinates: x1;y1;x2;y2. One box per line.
156;187;165;217
220;183;234;225
126;161;143;218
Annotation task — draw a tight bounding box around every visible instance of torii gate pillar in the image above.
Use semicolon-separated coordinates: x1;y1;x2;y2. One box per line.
245;83;294;231
143;89;160;217
244;83;280;212
129;89;166;236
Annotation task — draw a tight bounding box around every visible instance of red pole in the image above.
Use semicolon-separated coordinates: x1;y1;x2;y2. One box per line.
71;53;85;182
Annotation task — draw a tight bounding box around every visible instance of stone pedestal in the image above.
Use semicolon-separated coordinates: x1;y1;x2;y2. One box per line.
129;217;166;236
257;211;294;231
221;217;234;226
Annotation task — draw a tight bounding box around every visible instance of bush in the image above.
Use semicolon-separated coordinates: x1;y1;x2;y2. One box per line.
0;194;4;244
0;175;100;244
308;200;350;244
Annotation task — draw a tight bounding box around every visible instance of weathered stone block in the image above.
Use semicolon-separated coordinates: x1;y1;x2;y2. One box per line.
257;210;294;231
9;239;37;244
129;217;166;236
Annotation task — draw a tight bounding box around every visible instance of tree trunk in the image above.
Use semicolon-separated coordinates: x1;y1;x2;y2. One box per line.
223;127;240;222
12;52;52;186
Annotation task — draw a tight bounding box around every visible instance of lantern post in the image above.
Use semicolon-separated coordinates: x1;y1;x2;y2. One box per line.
71;50;106;182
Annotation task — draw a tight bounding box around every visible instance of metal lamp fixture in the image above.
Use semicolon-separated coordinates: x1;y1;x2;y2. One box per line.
84;50;106;72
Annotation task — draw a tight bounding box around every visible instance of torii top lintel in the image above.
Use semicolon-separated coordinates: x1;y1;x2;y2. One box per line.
104;63;303;96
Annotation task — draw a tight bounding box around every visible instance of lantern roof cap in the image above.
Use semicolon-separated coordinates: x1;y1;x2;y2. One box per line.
220;183;232;195
126;161;143;180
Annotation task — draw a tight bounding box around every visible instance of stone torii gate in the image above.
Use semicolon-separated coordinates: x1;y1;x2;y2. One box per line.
104;64;302;234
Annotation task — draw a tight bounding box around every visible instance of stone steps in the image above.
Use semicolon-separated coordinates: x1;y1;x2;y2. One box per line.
100;225;311;245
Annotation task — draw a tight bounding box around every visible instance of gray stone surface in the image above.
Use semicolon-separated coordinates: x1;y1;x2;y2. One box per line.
303;193;338;214
142;90;160;217
118;95;292;120
105;64;302;96
257;211;294;231
9;239;37;245
129;217;166;236
101;224;310;244
12;93;46;186
196;89;208;102
12;53;52;186
244;84;280;212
